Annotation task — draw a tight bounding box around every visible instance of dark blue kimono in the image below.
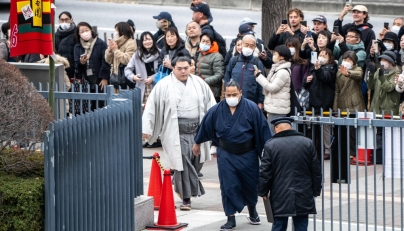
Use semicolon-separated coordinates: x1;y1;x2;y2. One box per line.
194;97;271;216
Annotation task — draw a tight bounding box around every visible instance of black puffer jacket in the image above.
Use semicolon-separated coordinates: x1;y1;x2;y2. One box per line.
158;41;190;74
55;23;77;78
258;129;322;217
303;63;337;112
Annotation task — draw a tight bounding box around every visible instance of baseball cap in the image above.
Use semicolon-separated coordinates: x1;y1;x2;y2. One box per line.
190;3;211;17
239;24;255;35
352;5;368;12
312;15;327;24
153;12;172;21
239;17;257;26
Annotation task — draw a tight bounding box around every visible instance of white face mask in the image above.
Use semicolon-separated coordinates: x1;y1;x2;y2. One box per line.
226;97;239;107
391;26;401;35
318;57;328;65
80;31;92;41
289;48;295;56
380;60;390;69
341;61;352;70
113;31;120;40
60;23;70;30
199;43;210;52
384;43;393;50
242;47;253;57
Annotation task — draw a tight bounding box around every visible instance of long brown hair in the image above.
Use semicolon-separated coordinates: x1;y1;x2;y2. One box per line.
285;37;307;65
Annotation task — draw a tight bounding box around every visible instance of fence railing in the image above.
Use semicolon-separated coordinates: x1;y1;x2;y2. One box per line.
43;88;143;231
292;110;404;230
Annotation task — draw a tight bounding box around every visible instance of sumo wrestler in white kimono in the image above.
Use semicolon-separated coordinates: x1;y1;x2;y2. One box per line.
142;57;216;210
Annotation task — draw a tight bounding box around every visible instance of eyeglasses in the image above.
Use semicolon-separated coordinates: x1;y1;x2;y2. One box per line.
346;35;359;39
58;18;71;23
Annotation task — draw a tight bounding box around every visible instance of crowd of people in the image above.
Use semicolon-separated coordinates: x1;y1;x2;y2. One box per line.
1;1;404;230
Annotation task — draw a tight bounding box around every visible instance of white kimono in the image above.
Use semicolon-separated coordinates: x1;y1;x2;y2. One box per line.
142;73;216;171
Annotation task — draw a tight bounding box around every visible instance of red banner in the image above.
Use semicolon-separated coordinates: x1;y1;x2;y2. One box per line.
9;0;54;56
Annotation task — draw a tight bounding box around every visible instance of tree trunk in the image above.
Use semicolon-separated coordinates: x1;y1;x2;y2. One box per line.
262;0;292;50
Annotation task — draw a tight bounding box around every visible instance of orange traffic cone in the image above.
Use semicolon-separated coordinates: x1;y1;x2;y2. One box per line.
146;169;188;230
147;153;163;210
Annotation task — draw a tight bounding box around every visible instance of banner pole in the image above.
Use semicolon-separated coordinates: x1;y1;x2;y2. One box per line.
49;0;55;113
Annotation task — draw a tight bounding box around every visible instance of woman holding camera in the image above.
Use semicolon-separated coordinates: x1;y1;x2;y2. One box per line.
158;27;190;74
74;22;111;111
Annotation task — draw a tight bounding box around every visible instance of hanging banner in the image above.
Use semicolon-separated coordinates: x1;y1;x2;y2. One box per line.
9;0;54;56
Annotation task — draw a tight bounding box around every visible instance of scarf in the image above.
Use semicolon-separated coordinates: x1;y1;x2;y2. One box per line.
400;49;404;64
115;35;128;48
80;37;97;60
141;52;159;63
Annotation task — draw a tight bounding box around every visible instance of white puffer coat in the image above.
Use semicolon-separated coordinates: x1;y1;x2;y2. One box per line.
256;61;291;114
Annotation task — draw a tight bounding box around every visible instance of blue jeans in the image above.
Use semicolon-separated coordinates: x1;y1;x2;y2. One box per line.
271;215;308;231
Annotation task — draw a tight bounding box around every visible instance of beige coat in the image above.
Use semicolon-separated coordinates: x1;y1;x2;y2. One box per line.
256;61;291;114
333;65;365;112
105;36;136;75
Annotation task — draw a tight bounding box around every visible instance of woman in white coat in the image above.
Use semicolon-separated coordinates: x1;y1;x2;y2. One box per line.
125;31;160;105
254;45;292;134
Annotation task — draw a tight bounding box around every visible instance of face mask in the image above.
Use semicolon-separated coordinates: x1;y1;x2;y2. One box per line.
273;54;280;63
113;32;120;40
384;43;393;50
226;97;239;107
80;31;92;41
242;47;253;57
380;60;390;69
318;57;328;65
341;61;352;70
60;23;70;30
289;48;295;56
199;43;210;52
391;26;401;35
156;21;163;29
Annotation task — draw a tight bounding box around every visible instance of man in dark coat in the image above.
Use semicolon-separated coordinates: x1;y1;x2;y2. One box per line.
259;117;322;231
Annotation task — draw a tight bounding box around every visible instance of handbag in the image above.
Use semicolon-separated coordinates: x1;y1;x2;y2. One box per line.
154;65;169;84
298;87;310;109
110;63;126;86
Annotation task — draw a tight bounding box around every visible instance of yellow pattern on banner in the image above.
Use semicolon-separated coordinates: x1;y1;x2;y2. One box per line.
32;0;42;27
17;1;50;13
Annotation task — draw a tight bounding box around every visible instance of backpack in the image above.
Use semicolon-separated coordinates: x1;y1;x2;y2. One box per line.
201;24;227;59
230;55;260;75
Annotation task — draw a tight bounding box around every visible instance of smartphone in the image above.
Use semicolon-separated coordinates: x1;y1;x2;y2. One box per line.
346;0;351;5
373;39;379;53
301;21;307;27
282;19;288;25
80;54;86;58
311;51;318;64
384;22;389;30
333;26;339;36
307;31;312;38
164;54;170;61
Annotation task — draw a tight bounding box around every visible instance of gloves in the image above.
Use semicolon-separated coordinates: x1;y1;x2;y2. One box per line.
378;70;386;83
366;60;377;74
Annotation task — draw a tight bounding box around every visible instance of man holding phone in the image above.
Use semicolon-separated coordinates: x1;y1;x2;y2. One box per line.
334;4;375;54
267;8;306;50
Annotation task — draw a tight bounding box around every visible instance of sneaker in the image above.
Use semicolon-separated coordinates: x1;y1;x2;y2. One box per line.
179;204;191;211
246;216;261;225
220;221;236;231
197;172;203;177
146;141;162;148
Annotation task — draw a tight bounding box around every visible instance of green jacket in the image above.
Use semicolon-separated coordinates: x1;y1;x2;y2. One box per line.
368;67;401;115
337;41;367;69
195;45;224;99
333;65;365;112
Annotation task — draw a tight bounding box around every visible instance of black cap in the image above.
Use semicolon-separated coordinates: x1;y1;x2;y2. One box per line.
378;50;397;65
190;3;211;17
239;24;255;35
270;117;295;126
153;12;172;21
127;19;136;31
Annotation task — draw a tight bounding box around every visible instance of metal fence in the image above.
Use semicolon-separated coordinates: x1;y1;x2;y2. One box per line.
43;88;143;231
292;110;404;231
